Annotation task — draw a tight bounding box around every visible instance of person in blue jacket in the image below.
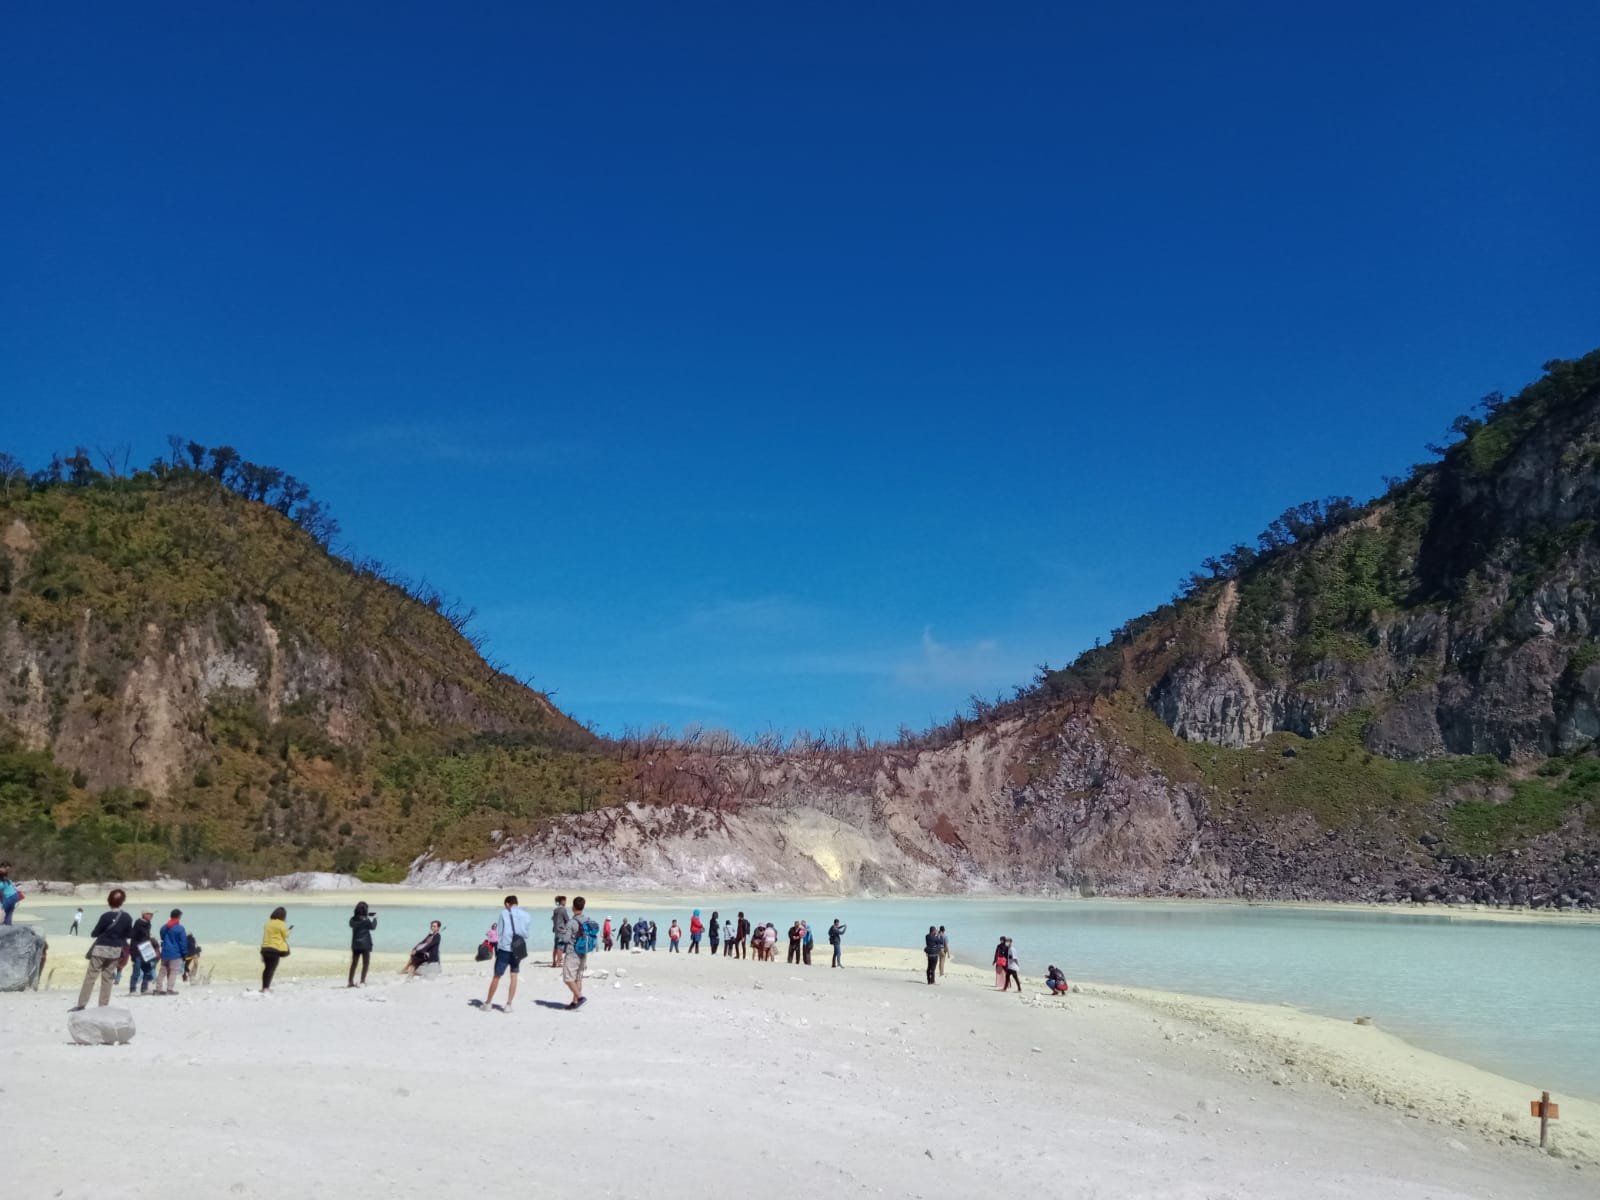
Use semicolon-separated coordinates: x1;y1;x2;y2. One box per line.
155;908;188;995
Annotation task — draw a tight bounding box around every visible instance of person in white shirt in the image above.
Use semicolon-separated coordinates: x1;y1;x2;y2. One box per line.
70;908;83;935
481;895;530;1014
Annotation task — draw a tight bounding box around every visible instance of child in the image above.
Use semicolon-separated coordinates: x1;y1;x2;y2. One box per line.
668;920;682;952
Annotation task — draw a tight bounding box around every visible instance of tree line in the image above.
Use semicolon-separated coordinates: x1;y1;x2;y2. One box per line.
0;438;340;547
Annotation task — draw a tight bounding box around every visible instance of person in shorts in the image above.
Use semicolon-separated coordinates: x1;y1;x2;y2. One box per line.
483;895;530;1014
560;896;592;1010
551;894;569;968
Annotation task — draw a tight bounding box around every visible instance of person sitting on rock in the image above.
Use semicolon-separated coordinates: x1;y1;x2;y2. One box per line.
404;920;443;976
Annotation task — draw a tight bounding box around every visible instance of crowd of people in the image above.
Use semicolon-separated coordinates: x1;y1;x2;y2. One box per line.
59;887;1071;1013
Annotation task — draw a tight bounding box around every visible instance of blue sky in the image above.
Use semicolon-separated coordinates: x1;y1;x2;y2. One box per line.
4;4;1597;739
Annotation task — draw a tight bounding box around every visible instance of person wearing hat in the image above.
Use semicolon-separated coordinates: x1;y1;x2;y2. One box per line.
154;908;188;995
689;910;704;954
128;909;158;994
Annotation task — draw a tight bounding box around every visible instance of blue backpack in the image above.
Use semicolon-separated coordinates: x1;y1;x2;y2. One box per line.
573;918;600;956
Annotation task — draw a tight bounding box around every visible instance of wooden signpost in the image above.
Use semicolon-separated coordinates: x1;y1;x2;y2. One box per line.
1529;1091;1559;1149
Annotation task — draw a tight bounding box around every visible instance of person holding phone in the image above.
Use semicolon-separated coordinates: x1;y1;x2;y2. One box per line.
348;901;377;987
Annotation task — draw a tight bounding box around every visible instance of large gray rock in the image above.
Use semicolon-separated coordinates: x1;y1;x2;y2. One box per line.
0;924;46;992
414;961;442;979
69;1006;135;1045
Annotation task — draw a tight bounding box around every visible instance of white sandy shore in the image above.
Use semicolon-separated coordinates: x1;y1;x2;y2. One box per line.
4;943;1592;1199
17;886;1600;925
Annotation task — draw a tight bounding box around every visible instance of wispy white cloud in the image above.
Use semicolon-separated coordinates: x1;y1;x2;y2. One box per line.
759;626;1030;696
893;626;1009;691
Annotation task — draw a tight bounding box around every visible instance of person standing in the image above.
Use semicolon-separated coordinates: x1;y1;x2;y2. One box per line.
127;909;157;995
923;926;944;985
602;917;613;952
786;921;802;965
483;895;530;1014
348;901;377;988
551;895;570;969
182;932;202;982
736;912;750;960
619;918;632;951
992;937;1009;990
938;926;950;977
1003;939;1022;993
648;920;658;951
708;911;721;955
668;920;682;952
561;896;595;1010
802;921;814;965
72;889;133;1010
260;907;291;993
70;907;83;935
689;910;704;954
154;908;187;995
828;919;846;968
0;862;23;926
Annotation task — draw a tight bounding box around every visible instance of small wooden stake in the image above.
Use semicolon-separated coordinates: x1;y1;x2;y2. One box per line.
1529;1090;1560;1148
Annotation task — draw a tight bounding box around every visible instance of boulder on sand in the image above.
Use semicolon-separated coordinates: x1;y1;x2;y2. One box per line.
415;962;442;979
0;925;47;992
69;1006;136;1045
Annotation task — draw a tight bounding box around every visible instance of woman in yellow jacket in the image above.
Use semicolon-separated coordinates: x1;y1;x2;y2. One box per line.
260;906;290;992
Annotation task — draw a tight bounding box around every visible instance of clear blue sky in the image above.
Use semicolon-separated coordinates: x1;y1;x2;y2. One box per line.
4;4;1597;739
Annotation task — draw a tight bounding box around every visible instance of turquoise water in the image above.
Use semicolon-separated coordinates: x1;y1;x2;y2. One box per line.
51;894;1598;1101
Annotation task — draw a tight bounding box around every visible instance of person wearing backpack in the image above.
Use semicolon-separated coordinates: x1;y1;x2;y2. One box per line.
0;862;24;926
561;896;597;1010
923;926;945;985
827;919;846;968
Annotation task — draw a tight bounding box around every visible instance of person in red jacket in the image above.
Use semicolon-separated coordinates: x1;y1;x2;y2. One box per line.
688;910;704;954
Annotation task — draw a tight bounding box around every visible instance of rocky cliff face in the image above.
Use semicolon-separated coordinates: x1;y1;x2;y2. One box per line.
1148;354;1600;766
0;475;592;880
435;353;1600;906
8;356;1599;902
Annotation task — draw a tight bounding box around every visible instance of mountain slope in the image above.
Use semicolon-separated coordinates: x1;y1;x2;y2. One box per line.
6;353;1600;904
0;457;621;881
439;352;1600;905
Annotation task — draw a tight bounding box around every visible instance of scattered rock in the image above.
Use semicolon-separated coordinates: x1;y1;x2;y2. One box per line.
1445;1139;1469;1153
414;962;442;980
1354;1016;1373;1025
0;926;46;992
69;1006;135;1045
